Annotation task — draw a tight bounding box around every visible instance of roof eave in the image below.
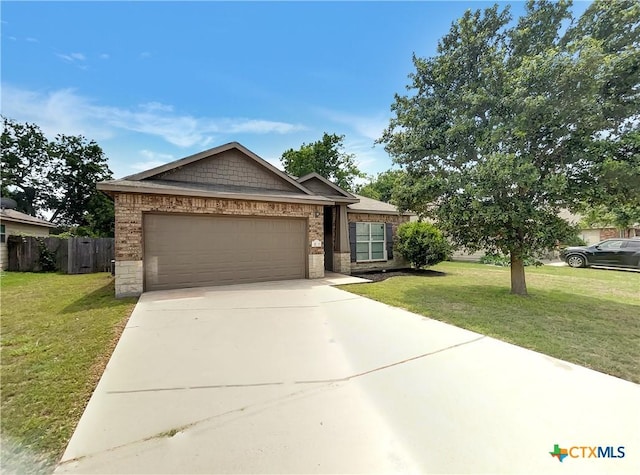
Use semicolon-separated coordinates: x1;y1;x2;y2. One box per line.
0;215;56;227
97;182;335;206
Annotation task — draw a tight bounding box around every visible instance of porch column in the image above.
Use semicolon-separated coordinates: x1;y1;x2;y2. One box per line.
333;204;352;273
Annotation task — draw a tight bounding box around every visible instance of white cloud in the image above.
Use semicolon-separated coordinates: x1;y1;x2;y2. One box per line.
1;84;307;148
99;53;110;60
26;37;39;43
56;52;86;63
139;51;151;59
9;36;16;41
131;149;175;170
316;107;390;141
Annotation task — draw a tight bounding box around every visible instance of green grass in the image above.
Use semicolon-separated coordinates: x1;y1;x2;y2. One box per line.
340;261;640;383
1;272;137;474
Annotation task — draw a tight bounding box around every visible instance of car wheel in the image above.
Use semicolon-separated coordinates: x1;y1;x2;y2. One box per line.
566;255;586;268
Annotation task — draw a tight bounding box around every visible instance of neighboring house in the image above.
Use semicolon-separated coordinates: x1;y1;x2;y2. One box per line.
451;209;640;261
98;142;411;297
0;208;56;270
560;209;640;246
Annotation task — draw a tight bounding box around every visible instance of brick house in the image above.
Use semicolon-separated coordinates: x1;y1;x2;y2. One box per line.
0;208;56;270
98;142;411;297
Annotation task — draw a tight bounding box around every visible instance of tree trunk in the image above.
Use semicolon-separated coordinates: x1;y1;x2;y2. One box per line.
510;253;528;296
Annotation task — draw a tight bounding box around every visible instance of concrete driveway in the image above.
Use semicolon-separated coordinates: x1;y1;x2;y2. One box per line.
57;276;639;474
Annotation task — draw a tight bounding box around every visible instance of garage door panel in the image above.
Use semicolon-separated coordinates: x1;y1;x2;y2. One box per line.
144;214;306;291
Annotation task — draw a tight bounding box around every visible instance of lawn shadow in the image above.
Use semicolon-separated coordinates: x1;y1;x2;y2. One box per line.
353;268;447;282
62;282;137;314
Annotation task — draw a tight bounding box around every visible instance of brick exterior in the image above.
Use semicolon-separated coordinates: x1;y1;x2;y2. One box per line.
113;192;324;296
599;228;640;240
347;212;411;272
155;149;298;192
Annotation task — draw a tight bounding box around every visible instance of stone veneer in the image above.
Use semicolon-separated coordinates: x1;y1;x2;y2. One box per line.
114;193;324;297
347;212;411;272
333;252;351;274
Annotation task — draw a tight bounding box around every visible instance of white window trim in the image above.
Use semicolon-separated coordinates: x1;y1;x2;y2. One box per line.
355;222;387;262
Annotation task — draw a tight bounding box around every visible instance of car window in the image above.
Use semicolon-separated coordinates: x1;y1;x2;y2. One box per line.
599;240;624;249
624;240;640;248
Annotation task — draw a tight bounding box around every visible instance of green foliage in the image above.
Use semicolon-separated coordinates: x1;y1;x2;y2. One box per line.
1;117;115;236
560;234;587;248
578;202;640;231
281;133;365;191
36;238;57;272
379;0;640;294
1;117;50;216
395;221;451;268
356;170;405;202
479;253;542;267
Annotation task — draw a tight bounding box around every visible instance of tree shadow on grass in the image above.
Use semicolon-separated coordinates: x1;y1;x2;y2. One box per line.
353;268;447;282
62;282;137;314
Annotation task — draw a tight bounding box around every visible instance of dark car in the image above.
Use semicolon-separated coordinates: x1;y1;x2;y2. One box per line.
560;238;640;269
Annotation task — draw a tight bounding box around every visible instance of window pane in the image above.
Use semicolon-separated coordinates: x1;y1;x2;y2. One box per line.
356;243;369;253
356;223;369;241
627;240;640;248
601;240;623;249
356;252;370;261
371;242;384;259
371;223;385;240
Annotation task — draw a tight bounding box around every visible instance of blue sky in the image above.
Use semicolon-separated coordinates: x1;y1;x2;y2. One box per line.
2;1;591;180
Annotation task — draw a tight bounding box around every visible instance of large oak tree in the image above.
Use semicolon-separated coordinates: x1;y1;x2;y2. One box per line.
380;0;640;295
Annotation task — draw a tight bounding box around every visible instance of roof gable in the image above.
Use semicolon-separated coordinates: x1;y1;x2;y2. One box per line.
296;173;357;202
124;142;311;195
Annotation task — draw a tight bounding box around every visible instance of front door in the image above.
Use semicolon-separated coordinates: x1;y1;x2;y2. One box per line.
324;206;334;271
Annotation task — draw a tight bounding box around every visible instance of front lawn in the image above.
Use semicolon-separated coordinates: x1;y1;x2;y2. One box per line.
0;272;137;474
340;261;640;383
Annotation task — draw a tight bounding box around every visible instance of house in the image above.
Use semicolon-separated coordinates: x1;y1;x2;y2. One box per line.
98;142;411;297
0;207;57;270
560;209;639;246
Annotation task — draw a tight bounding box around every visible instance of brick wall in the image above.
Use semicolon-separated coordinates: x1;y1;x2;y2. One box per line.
115;193;324;260
347;212;411;272
155;149;298;192
113;192;324;296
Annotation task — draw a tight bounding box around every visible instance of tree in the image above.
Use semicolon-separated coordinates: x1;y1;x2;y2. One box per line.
0;117;115;236
379;0;640;295
357;170;405;202
47;134;113;230
395;221;451;268
281;133;365;191
1;117;51;216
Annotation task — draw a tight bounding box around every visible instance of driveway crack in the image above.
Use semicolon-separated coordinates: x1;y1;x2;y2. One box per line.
295;335;486;385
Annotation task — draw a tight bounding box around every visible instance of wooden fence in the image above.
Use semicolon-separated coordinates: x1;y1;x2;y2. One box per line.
7;236;114;274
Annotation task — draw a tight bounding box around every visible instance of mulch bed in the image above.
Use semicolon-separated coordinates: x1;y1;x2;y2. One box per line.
352;268;446;282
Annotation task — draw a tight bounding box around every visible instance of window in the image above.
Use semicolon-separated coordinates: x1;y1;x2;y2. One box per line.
598;240;624;249
356;222;386;261
0;224;5;243
625;240;640;248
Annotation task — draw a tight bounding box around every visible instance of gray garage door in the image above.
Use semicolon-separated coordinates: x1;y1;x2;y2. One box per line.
144;214;306;291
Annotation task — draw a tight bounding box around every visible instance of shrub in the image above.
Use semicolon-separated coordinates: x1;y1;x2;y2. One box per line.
395;221;451;268
480;252;543;267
